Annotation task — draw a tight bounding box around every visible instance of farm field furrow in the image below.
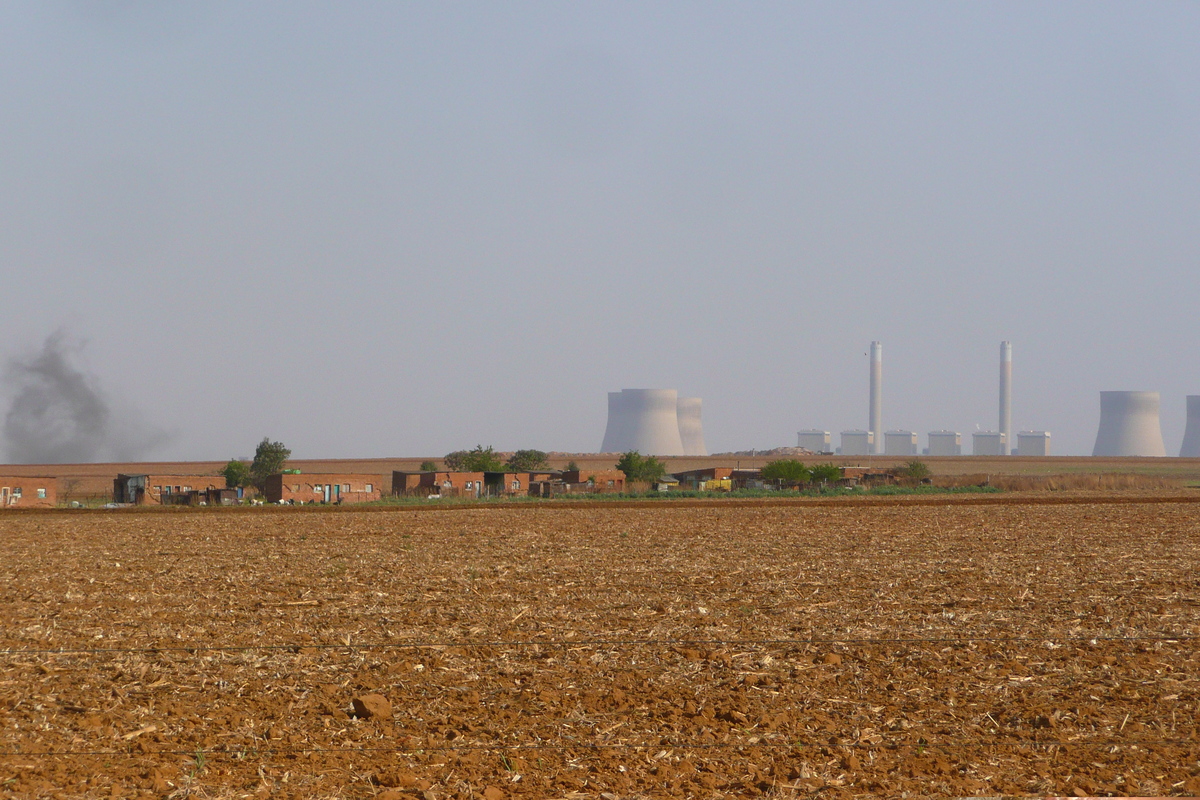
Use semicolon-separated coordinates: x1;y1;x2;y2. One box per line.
1;502;1198;799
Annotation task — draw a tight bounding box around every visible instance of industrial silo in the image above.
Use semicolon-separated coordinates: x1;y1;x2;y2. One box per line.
1091;391;1166;457
600;389;686;455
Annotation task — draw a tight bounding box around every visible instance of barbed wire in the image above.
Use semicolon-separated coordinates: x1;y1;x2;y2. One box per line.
2;632;1195;657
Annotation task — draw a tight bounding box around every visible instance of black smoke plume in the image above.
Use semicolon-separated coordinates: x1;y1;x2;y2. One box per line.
2;331;170;464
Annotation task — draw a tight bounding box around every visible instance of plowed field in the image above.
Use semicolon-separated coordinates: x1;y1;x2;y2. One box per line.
2;499;1198;798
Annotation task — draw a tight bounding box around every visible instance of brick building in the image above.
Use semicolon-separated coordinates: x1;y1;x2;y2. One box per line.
264;473;382;504
393;471;485;498
114;474;226;505
562;469;625;492
0;476;57;508
483;472;530;497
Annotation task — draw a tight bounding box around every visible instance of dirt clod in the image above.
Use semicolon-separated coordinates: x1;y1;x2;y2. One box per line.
351;693;392;719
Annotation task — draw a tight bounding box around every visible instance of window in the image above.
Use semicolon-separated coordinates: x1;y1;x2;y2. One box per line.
154;486;162;493
607;480;614;487
162;486;171;495
293;485;300;492
343;484;350;493
13;488;21;497
37;488;46;498
365;484;373;493
174;486;181;493
183;486;191;492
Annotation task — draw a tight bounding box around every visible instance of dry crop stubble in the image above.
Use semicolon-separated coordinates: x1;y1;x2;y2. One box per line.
0;501;1198;798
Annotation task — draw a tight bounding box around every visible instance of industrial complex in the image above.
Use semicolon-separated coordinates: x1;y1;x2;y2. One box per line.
796;340;1200;459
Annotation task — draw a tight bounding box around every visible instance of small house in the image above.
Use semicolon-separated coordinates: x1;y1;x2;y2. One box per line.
265;473;381;504
392;471;485;499
114;474;226;505
0;477;57;508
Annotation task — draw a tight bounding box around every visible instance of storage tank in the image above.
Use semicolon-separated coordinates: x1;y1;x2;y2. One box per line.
676;397;707;456
1091;391;1166;457
1180;396;1200;457
600;389;686;455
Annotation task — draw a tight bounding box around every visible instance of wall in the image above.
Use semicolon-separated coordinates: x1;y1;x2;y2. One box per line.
0;477;57;508
265;473;382;504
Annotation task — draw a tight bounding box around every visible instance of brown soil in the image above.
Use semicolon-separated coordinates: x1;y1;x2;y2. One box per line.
1;500;1198;798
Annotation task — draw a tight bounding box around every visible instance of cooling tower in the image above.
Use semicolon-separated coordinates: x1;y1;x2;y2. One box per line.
1179;396;1200;457
869;341;882;455
600;389;686;455
676;397;707;456
1091;391;1166;457
1000;341;1012;455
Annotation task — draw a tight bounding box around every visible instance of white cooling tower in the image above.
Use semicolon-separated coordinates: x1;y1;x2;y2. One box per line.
1091;391;1166;457
1179;396;1200;457
869;341;882;455
1000;342;1012;455
676;397;707;456
600;389;686;455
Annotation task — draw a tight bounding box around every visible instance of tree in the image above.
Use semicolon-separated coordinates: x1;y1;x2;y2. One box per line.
250;437;291;491
221;459;251;488
896;459;932;480
808;463;842;484
565;460;580;473
615;451;666;483
419;460;437;472
761;459;810;485
444;445;504;472
506;449;548;471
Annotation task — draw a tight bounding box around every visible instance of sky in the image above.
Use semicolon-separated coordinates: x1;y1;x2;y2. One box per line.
2;1;1199;461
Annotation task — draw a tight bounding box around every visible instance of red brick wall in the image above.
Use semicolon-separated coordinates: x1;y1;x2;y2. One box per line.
562;470;626;492
265;473;382;504
141;475;226;506
0;477;57;508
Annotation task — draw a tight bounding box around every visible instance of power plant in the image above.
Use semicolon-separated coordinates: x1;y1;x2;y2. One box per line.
1091;391;1166;457
1180;396;1200;457
600;389;706;456
804;341;1056;457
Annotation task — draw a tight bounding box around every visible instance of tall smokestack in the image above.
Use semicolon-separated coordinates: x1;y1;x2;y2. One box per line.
1000;341;1012;455
869;341;882;455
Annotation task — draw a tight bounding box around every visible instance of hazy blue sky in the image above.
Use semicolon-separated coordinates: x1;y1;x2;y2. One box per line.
2;2;1199;460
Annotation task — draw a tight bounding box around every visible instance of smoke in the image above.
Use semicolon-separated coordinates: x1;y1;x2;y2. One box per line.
2;331;171;464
